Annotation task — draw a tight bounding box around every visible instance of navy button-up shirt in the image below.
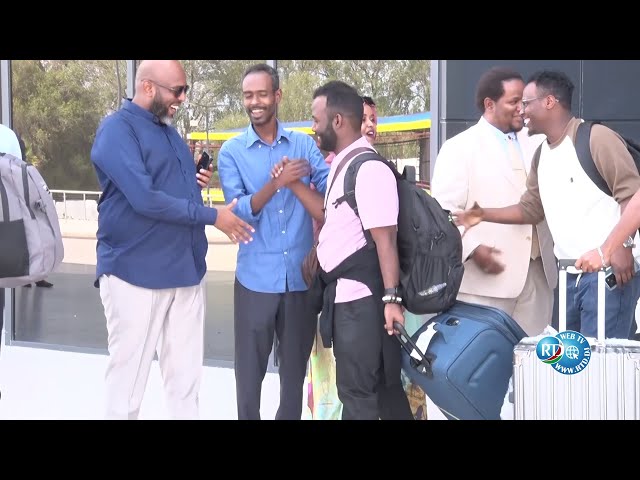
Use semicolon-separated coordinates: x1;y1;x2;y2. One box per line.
218;122;329;293
90;99;217;289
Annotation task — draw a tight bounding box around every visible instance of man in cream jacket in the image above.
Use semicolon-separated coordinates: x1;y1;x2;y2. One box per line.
431;66;556;336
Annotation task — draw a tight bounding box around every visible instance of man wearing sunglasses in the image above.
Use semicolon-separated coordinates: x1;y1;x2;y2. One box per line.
90;60;255;420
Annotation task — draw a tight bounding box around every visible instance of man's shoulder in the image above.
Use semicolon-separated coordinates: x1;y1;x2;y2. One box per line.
284;130;317;151
352;155;396;186
589;121;626;146
219;130;250;153
286;129;313;142
442;122;481;146
97;109;132;133
0;123;17;135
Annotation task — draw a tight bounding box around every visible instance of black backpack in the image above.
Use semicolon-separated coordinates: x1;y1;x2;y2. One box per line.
574;120;640;197
333;151;464;315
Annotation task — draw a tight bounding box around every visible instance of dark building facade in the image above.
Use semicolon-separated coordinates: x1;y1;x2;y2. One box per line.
430;60;640;168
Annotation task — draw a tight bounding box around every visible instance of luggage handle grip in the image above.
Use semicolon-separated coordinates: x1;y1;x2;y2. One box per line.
557;259;603;271
393;321;435;378
557;259;606;342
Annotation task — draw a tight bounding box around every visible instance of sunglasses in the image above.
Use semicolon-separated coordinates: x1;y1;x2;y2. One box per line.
147;79;190;98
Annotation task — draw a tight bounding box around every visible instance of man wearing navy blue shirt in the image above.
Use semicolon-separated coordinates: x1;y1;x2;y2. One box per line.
91;60;254;420
218;63;330;420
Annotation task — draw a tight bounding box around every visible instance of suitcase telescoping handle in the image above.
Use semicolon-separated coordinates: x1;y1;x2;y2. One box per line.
393;321;435;378
557;259;606;342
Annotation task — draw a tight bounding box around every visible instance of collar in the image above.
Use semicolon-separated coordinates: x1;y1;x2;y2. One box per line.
121;98;163;124
245;120;291;148
332;136;375;165
480;116;518;143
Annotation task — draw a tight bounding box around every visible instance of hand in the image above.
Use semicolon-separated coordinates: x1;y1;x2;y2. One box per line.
575;248;607;273
471;244;505;275
452;202;484;235
271;159;286;179
214;198;255;244
196;161;214;189
272;157;311;188
609;245;634;287
384;302;404;336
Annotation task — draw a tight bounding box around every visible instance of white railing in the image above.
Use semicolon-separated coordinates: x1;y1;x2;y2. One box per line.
50;189;101;221
50;188;225;220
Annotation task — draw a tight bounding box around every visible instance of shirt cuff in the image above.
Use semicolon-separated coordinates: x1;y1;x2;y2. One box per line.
196;204;218;225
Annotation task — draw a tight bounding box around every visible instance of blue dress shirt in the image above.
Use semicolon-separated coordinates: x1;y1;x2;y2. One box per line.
218;122;329;293
90;99;217;289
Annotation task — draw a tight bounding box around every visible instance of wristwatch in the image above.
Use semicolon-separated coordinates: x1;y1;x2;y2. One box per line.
623;236;635;248
383;287;399;296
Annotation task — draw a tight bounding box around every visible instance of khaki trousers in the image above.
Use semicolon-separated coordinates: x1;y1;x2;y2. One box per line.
99;274;205;420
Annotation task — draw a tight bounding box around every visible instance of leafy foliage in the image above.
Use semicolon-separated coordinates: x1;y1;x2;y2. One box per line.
10;60;430;190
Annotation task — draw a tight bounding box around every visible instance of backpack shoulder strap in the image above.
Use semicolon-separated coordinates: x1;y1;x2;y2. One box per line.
576;120;612;196
332;151;398;247
334;151;397;215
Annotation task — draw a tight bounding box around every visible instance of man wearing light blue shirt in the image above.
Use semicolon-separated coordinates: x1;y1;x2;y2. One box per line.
218;63;329;420
0;124;22;159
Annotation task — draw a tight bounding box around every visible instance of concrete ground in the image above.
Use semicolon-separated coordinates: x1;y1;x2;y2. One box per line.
2;218;445;420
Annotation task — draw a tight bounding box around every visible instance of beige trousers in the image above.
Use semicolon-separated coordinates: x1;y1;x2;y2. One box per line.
99;274;205;420
457;258;553;337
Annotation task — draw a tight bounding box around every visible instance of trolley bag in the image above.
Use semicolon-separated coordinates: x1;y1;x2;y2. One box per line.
513;260;640;420
395;300;527;420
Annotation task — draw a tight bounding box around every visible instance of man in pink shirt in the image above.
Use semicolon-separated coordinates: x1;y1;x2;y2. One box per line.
285;80;411;419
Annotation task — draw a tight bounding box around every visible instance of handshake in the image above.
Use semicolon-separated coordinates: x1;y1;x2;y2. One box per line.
270;156;312;187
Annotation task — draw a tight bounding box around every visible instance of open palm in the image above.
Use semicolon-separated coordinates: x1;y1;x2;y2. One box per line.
452;202;484;231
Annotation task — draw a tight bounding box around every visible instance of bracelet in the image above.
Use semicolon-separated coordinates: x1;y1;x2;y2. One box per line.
597;246;607;269
382;294;403;305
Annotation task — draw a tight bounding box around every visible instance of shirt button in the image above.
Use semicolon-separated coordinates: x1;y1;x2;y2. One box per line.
282;230;285;234
258;144;261;149
278;140;281;144
279;209;283;214
277;189;280;193
526;236;531;241
284;251;288;255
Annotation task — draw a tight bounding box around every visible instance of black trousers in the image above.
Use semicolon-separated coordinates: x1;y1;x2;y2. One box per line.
333;295;413;420
234;279;317;420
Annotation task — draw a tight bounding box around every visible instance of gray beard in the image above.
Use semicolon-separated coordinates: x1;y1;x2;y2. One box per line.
150;98;172;125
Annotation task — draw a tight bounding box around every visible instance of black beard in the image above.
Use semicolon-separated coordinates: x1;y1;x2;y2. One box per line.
319;126;337;152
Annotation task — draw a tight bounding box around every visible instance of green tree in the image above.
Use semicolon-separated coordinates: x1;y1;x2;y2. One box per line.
11;60;126;190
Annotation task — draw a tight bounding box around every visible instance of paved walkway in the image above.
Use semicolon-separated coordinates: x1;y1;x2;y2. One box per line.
0;330;446;420
0;218;447;420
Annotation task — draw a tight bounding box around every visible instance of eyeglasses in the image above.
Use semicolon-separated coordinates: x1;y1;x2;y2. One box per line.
147;79;190;98
521;96;545;110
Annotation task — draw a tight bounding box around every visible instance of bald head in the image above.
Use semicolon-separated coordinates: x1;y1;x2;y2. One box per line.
136;60;185;89
133;60;188;125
